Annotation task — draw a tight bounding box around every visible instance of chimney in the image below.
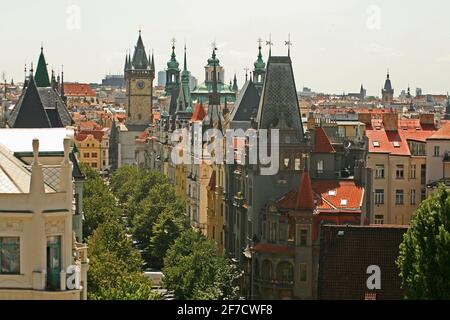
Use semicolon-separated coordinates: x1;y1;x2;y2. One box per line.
358;113;372;125
382;113;398;131
419;113;434;126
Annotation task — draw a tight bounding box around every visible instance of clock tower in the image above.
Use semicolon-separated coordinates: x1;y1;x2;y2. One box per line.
124;30;155;125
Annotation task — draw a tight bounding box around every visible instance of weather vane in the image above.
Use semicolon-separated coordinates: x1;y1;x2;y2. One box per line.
266;33;273;56
211;40;217;52
285;33;292;56
171;37;176;48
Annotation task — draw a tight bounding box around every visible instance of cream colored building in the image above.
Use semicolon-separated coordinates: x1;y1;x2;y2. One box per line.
0;138;88;300
365;113;436;225
426;122;450;188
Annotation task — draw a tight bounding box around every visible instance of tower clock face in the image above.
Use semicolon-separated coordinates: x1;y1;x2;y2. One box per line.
136;80;145;89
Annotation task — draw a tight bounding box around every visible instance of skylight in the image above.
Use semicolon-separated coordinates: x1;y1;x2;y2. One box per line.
340;199;348;206
328;190;337;196
393;141;400;148
373;141;380;147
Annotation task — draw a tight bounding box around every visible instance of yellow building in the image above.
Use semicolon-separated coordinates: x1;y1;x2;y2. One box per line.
0;137;88;300
365;113;436;225
206;164;225;254
75;131;108;171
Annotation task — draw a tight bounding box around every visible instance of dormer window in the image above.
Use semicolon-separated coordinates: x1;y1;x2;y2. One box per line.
373;141;380;147
340;199;348;206
328;190;337;196
393;141;400;148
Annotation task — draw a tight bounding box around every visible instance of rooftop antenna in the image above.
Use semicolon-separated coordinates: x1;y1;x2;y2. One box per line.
285;33;292;57
266;33;273;57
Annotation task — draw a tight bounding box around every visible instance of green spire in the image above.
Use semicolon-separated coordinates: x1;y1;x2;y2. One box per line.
35;46;51;87
167;40;180;70
254;39;266;72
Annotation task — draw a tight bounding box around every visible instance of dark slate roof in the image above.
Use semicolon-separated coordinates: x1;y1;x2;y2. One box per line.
132;33;149;70
383;74;393;93
70;152;84;181
8;76;51;128
256;56;303;135
8;78;72;128
230;80;260;126
318;225;407;300
168;87;180;117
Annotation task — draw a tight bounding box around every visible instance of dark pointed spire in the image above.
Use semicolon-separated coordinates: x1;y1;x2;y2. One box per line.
132;30;149;70
35;45;51;87
60;65;65;101
233;74;238;92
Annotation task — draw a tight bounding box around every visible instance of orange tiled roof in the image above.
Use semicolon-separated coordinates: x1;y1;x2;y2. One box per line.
79;120;100;131
366;118;436;155
75;130;105;142
314;127;336;153
253;243;295;254
277;179;364;213
191;103;206;122
428;122;450;140
64;83;96;97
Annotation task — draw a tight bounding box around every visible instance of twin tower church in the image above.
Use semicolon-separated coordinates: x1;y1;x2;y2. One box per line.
110;31;267;169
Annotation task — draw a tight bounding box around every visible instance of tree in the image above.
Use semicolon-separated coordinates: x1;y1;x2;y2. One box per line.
162;230;242;300
148;207;189;268
87;221;159;300
80;164;120;239
132;183;184;259
110;166;168;225
397;184;450;299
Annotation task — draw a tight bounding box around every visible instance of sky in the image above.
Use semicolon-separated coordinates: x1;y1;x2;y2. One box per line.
1;0;450;96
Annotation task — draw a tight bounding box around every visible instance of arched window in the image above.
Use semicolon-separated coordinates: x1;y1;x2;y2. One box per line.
277;261;294;282
261;260;273;281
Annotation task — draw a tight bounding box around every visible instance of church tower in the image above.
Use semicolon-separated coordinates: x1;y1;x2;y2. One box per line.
382;71;394;105
124;31;154;125
165;39;181;96
253;39;266;93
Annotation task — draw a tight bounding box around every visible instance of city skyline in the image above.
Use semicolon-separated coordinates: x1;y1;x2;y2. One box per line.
1;0;450;96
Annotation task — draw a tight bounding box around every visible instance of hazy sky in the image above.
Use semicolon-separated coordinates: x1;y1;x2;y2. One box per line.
1;0;450;96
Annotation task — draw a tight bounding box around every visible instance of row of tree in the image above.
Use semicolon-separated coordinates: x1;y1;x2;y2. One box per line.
82;164;241;300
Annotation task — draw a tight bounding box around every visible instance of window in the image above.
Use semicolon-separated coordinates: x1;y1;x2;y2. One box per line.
421;164;426;184
91;153;98;158
299;264;307;282
277;262;294;282
298;228;308;246
411;189;416;205
262;261;273;281
373;141;380;147
0;237;20;274
396;165;404;179
410;165;416;179
317;160;324;174
83;153;90;158
393;141;401;148
295;158;301;171
396;189;404;205
421;188;427;201
91;163;98;168
375;189;385;205
374;215;384;225
434;146;440;157
269;222;278;243
375;165;385;179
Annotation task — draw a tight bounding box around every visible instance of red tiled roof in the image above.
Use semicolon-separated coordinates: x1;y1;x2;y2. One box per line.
296;171;314;210
191;103;206;122
314;127;336;153
312;180;364;211
366;118;436;155
75;130;105;142
79;121;100;131
64;83;96;97
277;178;364;213
428;122;450;140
